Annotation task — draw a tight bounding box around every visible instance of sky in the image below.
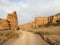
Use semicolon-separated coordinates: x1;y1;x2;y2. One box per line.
0;0;60;25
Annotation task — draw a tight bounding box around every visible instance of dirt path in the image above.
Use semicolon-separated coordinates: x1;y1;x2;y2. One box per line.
3;30;49;45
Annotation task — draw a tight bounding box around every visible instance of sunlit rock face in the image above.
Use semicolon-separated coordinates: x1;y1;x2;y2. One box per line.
0;19;10;30
7;11;18;30
0;11;60;30
0;11;19;30
35;17;44;27
35;17;49;27
53;13;60;24
20;13;60;29
20;22;35;30
20;17;50;29
35;13;60;27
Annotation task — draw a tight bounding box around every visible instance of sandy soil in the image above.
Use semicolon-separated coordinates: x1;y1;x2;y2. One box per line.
3;30;49;45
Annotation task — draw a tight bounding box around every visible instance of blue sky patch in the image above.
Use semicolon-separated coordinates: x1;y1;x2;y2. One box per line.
9;0;21;3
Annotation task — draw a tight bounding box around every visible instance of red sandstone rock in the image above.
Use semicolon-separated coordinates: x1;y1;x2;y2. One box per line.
7;11;18;30
20;13;60;29
0;19;10;30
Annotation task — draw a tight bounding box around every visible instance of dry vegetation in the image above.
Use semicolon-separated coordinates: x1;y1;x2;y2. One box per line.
0;30;19;45
25;26;60;45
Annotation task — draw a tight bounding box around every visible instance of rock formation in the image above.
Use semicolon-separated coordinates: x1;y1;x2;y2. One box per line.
53;13;60;24
0;19;10;30
0;11;19;30
20;22;35;29
20;12;60;29
0;11;60;30
7;11;18;30
35;17;49;27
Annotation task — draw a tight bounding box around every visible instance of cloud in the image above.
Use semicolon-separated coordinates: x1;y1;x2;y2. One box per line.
0;0;60;25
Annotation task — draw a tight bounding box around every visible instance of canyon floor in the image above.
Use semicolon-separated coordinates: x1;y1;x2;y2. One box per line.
3;30;49;45
0;26;60;45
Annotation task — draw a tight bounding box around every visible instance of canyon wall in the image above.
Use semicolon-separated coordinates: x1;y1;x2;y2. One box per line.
20;22;35;29
52;13;60;24
0;11;60;30
20;13;60;29
35;17;49;27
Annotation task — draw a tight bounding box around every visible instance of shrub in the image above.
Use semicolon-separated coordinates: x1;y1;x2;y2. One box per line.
0;30;19;39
